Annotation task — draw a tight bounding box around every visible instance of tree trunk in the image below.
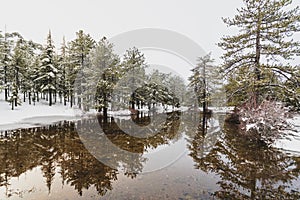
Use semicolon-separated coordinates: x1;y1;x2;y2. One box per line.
29;92;31;105
103;107;108;118
49;88;52;106
64;93;67;106
254;8;262;107
78;97;81;109
4;61;8;101
70;93;73;108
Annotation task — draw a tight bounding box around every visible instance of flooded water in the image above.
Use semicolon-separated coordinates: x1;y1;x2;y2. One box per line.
0;111;299;200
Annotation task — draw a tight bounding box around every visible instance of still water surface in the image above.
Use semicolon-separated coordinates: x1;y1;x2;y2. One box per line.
0;111;299;199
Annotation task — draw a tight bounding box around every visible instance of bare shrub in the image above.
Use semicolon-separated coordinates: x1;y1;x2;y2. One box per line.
238;100;292;144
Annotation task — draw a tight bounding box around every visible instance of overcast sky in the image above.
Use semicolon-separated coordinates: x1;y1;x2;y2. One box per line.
0;0;299;79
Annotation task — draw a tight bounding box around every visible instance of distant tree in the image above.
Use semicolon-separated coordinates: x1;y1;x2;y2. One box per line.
166;75;187;107
219;0;300;108
121;47;147;109
144;70;183;109
188;53;216;113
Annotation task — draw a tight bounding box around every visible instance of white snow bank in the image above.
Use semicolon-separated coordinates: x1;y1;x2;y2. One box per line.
108;106;188;117
274;114;300;155
0;99;82;131
208;106;234;113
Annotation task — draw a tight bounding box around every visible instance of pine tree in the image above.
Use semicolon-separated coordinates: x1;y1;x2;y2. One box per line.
218;0;300;107
36;31;57;106
188;54;216;113
85;37;120;116
120;47;147;110
11;38;36;103
23;40;42;105
57;37;69;106
0;31;11;101
30;55;42;105
68;30;95;108
166;75;187;108
0;31;23;102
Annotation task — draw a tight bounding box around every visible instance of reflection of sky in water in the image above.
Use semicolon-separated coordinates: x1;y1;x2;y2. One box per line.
143;137;187;173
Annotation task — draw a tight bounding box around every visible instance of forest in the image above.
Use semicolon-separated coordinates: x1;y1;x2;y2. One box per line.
0;30;188;113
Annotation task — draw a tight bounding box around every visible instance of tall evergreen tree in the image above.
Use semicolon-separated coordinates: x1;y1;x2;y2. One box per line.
57;37;69;106
218;0;300;107
188;54;216;112
121;47;147;109
21;40;42;105
85;37;120;116
166;75;187;108
36;31;57;106
68;30;95;108
0;31;22;101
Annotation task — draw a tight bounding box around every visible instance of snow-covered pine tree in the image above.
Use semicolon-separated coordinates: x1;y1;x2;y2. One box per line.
120;47;147;110
188;54;216;113
0;32;15;101
11;38;33;103
218;0;300;108
0;31;23;102
31;56;42;105
68;30;95;108
57;37;69;106
134;70;182;110
166;75;186;109
86;37;120;115
22;40;42;105
36;31;57;106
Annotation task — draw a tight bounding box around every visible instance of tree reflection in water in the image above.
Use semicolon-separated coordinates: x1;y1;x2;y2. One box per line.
188;118;300;200
1;111;299;199
0;111;182;198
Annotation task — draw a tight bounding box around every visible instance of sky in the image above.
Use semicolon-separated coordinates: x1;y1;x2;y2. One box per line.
0;0;299;79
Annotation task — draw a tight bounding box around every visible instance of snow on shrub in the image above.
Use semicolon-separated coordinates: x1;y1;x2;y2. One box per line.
238;100;293;144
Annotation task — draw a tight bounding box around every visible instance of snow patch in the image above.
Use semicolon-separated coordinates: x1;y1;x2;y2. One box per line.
274;114;300;155
0;99;82;131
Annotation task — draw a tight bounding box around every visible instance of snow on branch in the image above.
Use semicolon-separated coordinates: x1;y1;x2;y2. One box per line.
239;99;295;145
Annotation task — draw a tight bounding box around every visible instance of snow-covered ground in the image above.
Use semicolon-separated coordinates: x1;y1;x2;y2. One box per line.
0;99;189;131
274;114;300;156
107;105;189;120
0;99;83;131
208;106;234;113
